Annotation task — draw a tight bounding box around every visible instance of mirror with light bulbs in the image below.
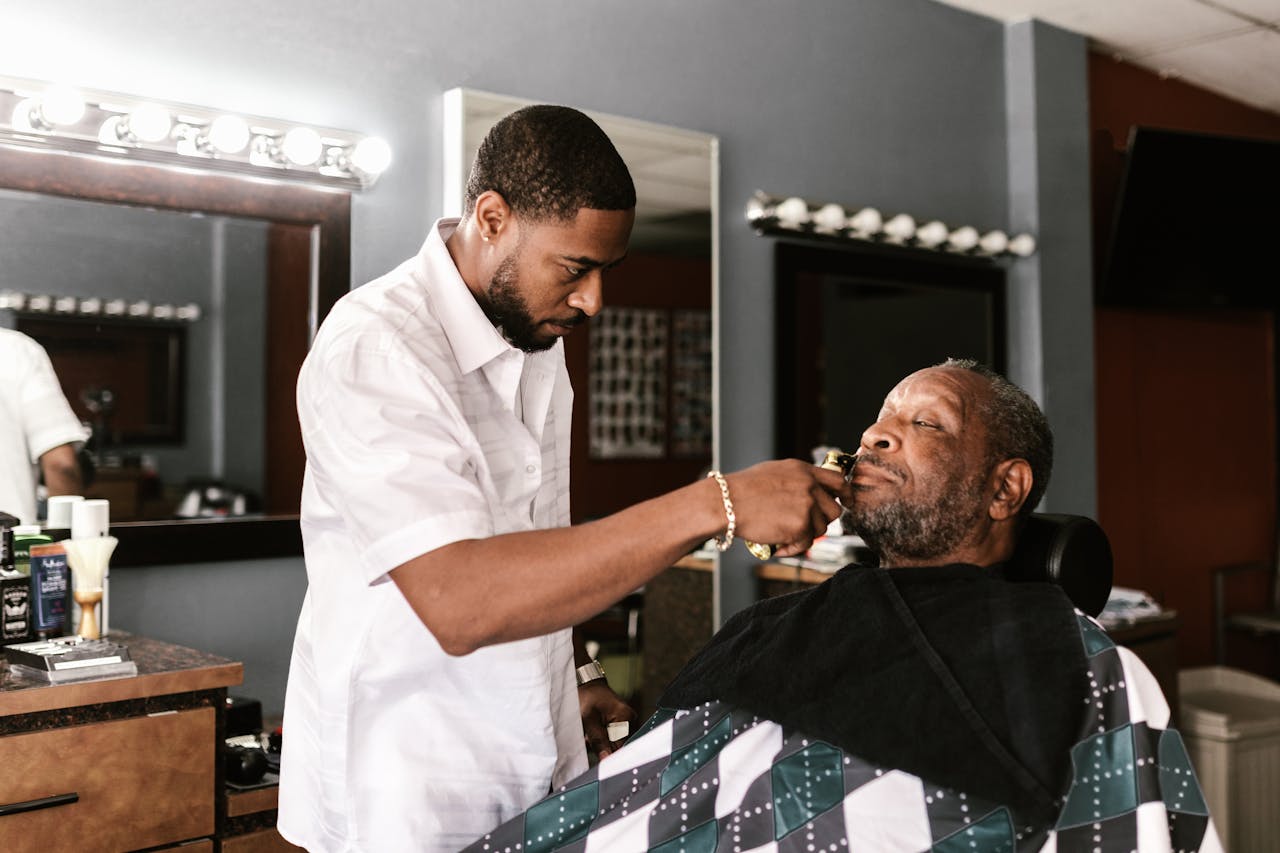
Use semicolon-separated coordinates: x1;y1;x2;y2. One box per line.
2;75;392;190
0;120;350;563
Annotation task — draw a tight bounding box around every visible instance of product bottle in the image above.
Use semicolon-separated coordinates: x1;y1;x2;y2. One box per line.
11;525;51;576
29;542;70;639
0;512;33;643
0;511;18;568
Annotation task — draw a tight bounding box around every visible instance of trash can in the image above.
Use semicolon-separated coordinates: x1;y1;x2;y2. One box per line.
1179;666;1280;853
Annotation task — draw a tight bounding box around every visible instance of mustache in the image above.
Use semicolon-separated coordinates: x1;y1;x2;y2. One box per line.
853;452;907;481
549;310;588;328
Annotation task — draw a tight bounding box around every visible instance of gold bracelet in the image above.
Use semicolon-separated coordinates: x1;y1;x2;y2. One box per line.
706;470;736;552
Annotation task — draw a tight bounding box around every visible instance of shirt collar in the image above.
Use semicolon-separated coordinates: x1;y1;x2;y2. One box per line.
419;217;514;376
418;218;563;413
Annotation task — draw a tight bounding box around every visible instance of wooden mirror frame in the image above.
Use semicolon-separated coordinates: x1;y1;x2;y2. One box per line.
0;144;350;566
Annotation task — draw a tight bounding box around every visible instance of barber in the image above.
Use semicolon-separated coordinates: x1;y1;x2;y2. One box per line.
277;104;852;853
0;328;89;524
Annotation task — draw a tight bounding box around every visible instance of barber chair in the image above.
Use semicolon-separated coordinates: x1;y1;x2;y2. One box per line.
1004;513;1114;617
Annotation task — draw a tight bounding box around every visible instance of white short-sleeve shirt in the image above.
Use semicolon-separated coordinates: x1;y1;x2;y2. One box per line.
278;220;586;853
0;329;90;524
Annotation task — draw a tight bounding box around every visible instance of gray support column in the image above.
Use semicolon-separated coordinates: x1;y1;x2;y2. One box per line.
1004;20;1097;516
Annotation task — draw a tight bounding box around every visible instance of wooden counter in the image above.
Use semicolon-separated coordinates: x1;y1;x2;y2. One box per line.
0;632;243;719
0;632;242;852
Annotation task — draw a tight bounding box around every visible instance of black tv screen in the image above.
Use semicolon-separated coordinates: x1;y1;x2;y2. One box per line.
1100;127;1280;310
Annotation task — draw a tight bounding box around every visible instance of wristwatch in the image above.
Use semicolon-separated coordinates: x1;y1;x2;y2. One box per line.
575;659;607;686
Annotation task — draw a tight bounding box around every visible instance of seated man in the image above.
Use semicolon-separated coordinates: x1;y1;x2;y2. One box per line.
464;360;1220;853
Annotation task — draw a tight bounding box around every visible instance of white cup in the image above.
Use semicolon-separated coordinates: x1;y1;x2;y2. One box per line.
47;495;85;529
71;499;110;540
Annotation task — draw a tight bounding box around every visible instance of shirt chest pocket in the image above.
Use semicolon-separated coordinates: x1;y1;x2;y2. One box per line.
472;444;542;532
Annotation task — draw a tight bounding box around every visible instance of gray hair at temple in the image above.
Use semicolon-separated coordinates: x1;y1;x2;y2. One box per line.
939;358;1054;517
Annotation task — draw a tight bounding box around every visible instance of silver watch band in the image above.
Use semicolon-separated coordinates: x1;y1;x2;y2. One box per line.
575;659;606;686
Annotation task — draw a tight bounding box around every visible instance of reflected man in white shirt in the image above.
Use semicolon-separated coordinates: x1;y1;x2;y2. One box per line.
280;105;853;853
0;328;89;524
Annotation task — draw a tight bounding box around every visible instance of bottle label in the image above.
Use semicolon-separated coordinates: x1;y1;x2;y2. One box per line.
31;551;69;634
1;576;30;641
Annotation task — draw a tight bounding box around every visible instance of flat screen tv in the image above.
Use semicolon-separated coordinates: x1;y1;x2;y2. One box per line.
1100;127;1280;310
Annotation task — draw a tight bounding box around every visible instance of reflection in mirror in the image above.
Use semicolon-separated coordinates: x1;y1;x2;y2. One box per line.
774;241;1006;461
0;189;269;521
0;142;350;564
443;90;719;715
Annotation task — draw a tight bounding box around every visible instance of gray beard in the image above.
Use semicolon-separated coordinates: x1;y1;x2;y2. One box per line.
846;464;987;565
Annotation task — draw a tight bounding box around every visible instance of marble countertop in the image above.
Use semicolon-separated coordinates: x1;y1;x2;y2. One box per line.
0;631;242;718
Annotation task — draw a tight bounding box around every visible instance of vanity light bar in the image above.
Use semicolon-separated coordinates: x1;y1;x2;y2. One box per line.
0;75;391;191
745;191;1036;259
0;290;201;323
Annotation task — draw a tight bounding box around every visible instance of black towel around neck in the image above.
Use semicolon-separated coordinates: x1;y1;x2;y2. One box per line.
658;563;1088;825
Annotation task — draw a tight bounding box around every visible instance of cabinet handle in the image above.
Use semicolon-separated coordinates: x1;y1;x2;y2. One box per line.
0;792;79;817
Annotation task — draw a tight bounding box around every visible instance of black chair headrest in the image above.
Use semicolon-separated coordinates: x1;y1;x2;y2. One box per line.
1005;513;1113;617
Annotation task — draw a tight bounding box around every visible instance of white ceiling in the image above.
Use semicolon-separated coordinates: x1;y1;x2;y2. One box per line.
933;0;1280;115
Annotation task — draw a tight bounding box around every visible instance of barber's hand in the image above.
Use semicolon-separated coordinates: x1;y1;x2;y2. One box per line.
725;460;851;558
579;681;638;760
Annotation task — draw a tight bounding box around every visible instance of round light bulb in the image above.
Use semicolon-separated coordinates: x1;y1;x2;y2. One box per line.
947;226;979;252
811;203;847;233
127;103;171;142
1008;233;1037;257
882;213;917;242
40;85;86;126
849;207;882;235
351;136;392;174
978;230;1009;255
915;220;949;247
282;127;323;166
209;115;251;154
774;196;810;228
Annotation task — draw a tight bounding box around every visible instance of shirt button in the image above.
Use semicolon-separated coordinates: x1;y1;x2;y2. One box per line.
525;464;537;475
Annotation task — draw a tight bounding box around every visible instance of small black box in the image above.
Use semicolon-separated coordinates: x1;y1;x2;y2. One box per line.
226;695;263;737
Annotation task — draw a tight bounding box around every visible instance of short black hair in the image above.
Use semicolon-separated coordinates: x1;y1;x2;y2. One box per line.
939;358;1054;517
464;104;636;222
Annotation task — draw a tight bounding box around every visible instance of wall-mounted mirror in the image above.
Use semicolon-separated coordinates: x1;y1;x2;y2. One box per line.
773;240;1006;461
443;90;718;715
0;144;350;564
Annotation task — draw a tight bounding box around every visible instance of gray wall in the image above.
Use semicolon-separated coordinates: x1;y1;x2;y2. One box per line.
108;557;308;715
0;0;1096;712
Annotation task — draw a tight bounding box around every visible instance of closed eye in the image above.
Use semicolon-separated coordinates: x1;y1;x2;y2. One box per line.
914;420;940;429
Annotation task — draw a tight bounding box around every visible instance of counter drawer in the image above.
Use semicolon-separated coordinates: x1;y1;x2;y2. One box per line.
0;707;215;852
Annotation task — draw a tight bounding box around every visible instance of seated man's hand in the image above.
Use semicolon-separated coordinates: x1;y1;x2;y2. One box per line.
725;460;849;557
578;680;637;759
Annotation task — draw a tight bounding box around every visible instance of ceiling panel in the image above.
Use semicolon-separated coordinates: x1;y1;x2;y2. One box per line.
1036;0;1250;55
931;0;1280;117
1213;0;1280;24
1151;26;1280;113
